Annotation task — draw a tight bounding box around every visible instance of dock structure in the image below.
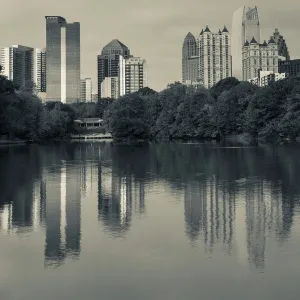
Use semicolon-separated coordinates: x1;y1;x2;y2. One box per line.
70;133;113;140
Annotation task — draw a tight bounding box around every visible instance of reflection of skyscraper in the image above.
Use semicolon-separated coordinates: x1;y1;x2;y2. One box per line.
245;180;266;270
184;176;234;253
65;165;81;256
98;164;145;235
44;165;66;266
231;6;260;79
44;163;82;267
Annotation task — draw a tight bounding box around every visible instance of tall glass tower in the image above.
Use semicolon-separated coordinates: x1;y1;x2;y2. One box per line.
45;16;80;103
231;6;260;80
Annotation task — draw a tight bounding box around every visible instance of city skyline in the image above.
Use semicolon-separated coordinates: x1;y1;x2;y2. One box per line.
1;1;299;92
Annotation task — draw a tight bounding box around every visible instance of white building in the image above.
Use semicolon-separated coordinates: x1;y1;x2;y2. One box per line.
242;37;278;81
231;6;260;80
101;77;119;99
248;70;287;87
80;78;92;102
119;56;147;96
0;45;34;89
198;25;232;88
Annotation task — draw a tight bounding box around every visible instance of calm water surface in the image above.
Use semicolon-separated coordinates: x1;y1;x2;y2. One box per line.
0;142;300;300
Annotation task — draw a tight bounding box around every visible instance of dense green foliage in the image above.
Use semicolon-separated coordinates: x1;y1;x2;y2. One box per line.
1;65;300;142
108;77;300;141
0;69;112;140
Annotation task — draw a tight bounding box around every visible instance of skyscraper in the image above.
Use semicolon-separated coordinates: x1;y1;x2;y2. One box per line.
0;45;34;90
182;32;198;84
45;16;80;103
34;48;46;100
97;39;130;99
231;6;260;80
80;78;92;102
119;56;147;96
242;37;278;81
272;29;290;61
198;25;232;88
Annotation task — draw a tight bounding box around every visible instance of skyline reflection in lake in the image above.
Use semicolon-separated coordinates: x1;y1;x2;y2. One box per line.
0;142;300;300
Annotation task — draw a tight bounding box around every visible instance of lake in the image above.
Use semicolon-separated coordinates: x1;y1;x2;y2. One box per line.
0;141;300;300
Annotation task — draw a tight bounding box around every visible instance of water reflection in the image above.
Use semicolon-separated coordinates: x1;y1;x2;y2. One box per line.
0;142;299;272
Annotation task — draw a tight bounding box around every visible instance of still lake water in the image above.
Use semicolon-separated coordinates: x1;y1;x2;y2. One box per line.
0;141;300;300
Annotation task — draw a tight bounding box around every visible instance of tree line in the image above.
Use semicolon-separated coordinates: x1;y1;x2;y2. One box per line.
1;65;300;142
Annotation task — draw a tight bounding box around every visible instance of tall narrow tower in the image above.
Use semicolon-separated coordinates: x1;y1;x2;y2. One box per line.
182;32;198;84
45;16;80;103
231;6;260;80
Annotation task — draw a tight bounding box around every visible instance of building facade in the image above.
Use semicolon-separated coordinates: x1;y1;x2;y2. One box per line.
0;45;34;90
279;59;300;77
272;28;290;61
97;39;130;99
231;6;260;80
242;37;278;81
100;77;119;99
33;48;46;100
248;70;287;87
45;16;80;103
182;32;199;84
119;56;147;96
198;25;232;88
80;78;92;102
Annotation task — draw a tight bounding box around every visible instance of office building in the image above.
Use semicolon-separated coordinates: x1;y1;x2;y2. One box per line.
231;6;260;80
198;25;232;88
101;77;119;99
45;16;80;103
80;78;92;102
119;56;147;96
97;39;130;99
0;45;34;89
242;37;278;81
272;28;290;61
279;59;300;77
182;32;199;84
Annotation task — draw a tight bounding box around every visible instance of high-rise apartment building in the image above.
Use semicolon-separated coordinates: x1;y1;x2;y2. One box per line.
119;56;147;96
33;48;46;100
242;37;278;81
231;6;260;80
45;16;80;103
279;59;300;77
0;45;34;89
198;25;232;88
272;29;290;61
182;32;199;84
80;78;92;102
97;39;130;99
101;77;119;99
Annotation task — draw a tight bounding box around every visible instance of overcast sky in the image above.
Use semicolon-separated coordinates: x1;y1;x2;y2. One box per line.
0;0;299;92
